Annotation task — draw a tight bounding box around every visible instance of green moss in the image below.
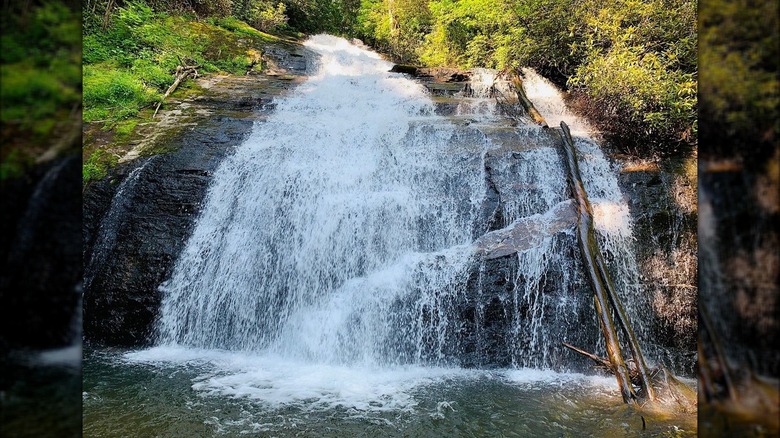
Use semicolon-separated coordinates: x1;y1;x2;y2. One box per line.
83;148;119;184
114;119;140;139
176;81;208;99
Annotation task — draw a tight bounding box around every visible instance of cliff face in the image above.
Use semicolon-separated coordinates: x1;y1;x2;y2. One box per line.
82;50;696;377
82;42;313;346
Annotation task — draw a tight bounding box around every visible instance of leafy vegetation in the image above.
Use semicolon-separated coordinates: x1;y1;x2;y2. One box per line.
352;0;697;150
699;0;778;164
1;1;81;181
82;0;286;183
82;0;699;182
83;1;279;126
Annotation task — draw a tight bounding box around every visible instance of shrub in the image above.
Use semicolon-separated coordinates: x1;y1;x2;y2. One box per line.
249;2;288;32
83;65;160;122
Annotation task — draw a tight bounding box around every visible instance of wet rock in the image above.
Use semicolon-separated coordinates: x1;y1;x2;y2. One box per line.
458;232;599;371
389;64;418;75
617;159;697;376
83;117;254;346
82;45;307;347
475;201;576;259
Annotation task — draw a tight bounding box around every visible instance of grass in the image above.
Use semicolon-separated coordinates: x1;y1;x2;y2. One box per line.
83;6;282;126
82;3;292;184
0;3;81;182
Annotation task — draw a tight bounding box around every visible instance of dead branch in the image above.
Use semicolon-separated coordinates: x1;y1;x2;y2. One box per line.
509;71;548;128
558;120;653;403
153;65;199;119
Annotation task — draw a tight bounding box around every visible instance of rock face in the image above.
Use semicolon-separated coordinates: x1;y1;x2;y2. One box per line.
83;118;253;346
83;54;696;378
82;42;313;347
1;155;82;350
617;158;697;375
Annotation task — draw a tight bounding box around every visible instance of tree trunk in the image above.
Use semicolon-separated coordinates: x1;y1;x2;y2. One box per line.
102;0;115;30
509;72;548;127
558;120;659;403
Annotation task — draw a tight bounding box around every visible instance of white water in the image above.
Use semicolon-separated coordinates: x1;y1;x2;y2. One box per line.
455;68;513;122
125;345;616;415
132;37;659;413
521;68;653;350
84;156;155;292
157;35;486;360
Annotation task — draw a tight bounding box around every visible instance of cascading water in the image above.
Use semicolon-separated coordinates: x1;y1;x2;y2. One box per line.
84;156;155;292
156;35;488;363
95;37;699;435
520;69;655;356
152;37;660;370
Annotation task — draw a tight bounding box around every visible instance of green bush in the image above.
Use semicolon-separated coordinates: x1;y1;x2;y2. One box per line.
250;1;288;32
83;65;160;122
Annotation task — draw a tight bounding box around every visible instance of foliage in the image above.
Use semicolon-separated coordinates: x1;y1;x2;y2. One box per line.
356;0;432;63
422;0;514;68
232;0;288;32
350;0;697;149
0;2;81;181
282;0;361;35
566;0;697;147
83;1;280;125
699;0;778;161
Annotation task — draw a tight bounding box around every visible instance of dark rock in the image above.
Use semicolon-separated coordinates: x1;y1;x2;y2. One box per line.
83;117;254;347
617;160;697;376
1;155;82;350
458;232;599;370
389;64;418;75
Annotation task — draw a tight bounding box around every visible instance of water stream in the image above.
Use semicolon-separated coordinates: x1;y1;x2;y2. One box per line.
83;35;695;436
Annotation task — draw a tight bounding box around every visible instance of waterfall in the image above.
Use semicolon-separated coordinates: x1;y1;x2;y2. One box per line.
157;35;488;364
84;157;155;292
152;37;657;373
521;69;655;357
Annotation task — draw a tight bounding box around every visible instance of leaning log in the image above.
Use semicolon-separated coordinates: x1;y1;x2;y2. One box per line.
594;248;656;401
561;122;655;403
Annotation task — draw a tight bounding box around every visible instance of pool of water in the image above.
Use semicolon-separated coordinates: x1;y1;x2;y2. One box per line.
83;347;696;437
1;347;82;438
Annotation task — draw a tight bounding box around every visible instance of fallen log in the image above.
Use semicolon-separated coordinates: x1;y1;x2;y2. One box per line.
509;71;548;128
558;120;657;403
153;65;199;118
563;342;645;387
